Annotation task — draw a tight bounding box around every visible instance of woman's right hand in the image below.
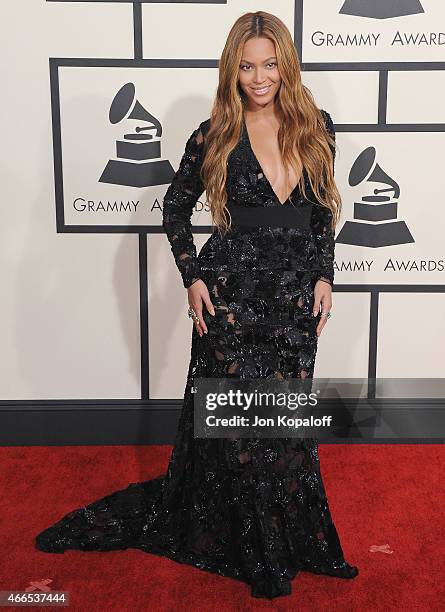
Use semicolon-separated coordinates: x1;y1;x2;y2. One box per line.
187;280;215;337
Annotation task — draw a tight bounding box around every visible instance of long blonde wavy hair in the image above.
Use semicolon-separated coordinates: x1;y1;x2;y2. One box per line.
200;10;341;234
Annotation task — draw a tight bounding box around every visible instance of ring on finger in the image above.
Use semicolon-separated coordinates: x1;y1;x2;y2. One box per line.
187;306;200;324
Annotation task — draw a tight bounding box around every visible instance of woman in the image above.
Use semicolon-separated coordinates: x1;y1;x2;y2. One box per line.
35;11;358;600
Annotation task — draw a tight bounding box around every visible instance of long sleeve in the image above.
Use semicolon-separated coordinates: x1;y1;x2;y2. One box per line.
310;109;336;287
162;122;206;288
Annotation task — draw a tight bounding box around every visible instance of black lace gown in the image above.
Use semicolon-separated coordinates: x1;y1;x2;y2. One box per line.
35;109;358;599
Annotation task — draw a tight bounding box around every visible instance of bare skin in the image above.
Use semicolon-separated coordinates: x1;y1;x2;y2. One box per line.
188;279;214;336
189;36;332;338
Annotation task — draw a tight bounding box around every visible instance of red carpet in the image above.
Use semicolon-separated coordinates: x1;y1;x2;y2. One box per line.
0;444;443;611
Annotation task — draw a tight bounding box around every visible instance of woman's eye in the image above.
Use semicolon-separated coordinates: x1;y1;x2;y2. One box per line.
240;62;277;71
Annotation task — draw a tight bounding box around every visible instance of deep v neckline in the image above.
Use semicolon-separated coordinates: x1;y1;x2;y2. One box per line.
242;114;301;206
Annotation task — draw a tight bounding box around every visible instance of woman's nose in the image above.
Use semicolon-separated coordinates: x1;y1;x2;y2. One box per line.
253;68;266;83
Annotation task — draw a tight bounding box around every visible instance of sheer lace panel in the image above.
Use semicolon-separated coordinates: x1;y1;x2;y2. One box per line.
162;124;206;288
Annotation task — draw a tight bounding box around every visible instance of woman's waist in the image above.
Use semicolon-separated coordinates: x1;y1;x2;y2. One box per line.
197;227;318;269
197;255;321;274
226;200;313;230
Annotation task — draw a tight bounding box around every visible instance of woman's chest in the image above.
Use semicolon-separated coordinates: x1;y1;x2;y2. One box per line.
226;137;312;209
246;125;302;205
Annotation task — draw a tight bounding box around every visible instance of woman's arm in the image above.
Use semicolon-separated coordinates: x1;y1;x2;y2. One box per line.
310;109;336;287
162;122;207;288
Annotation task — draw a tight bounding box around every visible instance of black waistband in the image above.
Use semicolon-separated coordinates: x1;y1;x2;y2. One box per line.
226;202;312;229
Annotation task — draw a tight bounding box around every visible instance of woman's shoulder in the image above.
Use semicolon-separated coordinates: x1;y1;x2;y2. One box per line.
184;118;211;150
186;118;211;145
196;113;333;133
198;117;211;136
320;108;335;136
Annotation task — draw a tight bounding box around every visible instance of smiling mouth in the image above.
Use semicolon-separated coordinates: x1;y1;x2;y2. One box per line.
251;85;272;95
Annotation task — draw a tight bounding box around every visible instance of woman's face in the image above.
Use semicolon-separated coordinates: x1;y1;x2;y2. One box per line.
238;37;282;110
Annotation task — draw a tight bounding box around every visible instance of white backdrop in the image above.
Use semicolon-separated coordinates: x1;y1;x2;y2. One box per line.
1;0;444;402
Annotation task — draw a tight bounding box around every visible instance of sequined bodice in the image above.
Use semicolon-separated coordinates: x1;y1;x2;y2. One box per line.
162;109;336;289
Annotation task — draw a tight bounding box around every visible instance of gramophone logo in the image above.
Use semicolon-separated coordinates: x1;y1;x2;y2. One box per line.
336;147;414;248
339;0;424;19
99;82;175;188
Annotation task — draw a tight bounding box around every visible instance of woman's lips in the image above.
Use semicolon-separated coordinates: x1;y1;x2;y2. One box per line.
251;85;271;95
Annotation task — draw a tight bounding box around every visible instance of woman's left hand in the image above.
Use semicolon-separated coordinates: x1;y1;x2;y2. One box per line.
313;280;332;337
